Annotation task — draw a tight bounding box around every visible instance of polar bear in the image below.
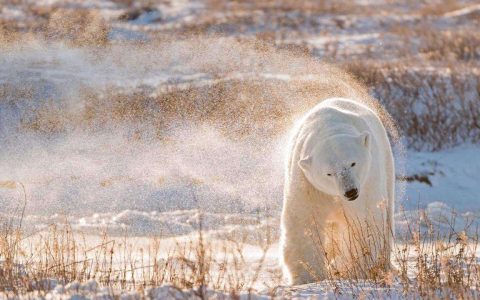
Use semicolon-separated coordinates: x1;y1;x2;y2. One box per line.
280;97;395;285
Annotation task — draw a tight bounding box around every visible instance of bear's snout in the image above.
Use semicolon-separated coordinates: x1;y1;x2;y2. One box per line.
344;188;359;201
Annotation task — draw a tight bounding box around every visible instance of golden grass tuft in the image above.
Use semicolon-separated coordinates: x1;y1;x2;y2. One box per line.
0;205;278;297
1;199;479;298
46;8;109;47
301;206;480;298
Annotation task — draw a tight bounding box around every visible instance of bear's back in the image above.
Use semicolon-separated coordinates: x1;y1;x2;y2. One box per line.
315;98;377;120
297;98;377;137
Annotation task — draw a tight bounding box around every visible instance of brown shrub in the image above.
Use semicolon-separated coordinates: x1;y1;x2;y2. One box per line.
418;29;480;61
303;206;480;298
418;0;462;16
0;207;277;296
17;67;378;141
46;8;109;47
208;0;357;14
346;61;480;151
388;23;480;62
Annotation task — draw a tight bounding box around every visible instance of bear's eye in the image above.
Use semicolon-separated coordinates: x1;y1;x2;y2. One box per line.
351;162;356;167
327;173;332;176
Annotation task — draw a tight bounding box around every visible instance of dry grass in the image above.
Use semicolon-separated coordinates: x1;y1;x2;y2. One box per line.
301;206;480;299
15;62;478;151
393;207;480;298
417;0;463;16
0;211;278;297
1;199;479;298
207;0;357;14
0;184;277;297
0;5;109;47
16;71;371;139
417;29;480;61
346;61;480;151
388;24;480;62
45;8;109;47
305;213;393;283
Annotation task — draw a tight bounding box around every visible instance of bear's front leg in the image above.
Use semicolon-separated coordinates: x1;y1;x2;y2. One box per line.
282;229;328;285
284;258;317;285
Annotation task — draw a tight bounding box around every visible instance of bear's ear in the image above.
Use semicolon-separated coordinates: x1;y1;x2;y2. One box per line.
298;156;312;172
359;132;370;148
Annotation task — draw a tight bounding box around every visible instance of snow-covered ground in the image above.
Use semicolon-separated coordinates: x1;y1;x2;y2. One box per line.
0;279;409;299
403;146;480;212
2;144;477;239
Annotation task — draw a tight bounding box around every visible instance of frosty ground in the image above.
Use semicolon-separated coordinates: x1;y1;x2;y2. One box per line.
0;0;479;298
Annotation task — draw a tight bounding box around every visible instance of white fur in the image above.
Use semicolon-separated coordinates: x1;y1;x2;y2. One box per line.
280;98;395;285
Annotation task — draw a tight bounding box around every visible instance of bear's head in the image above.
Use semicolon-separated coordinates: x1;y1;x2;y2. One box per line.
298;132;371;201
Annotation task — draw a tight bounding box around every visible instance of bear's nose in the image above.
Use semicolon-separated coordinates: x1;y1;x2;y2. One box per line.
344;188;358;201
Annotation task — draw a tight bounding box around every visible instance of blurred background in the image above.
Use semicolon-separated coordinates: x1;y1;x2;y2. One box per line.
1;0;478;149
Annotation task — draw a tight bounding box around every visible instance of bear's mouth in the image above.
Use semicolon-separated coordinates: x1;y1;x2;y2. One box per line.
347;194;358;201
